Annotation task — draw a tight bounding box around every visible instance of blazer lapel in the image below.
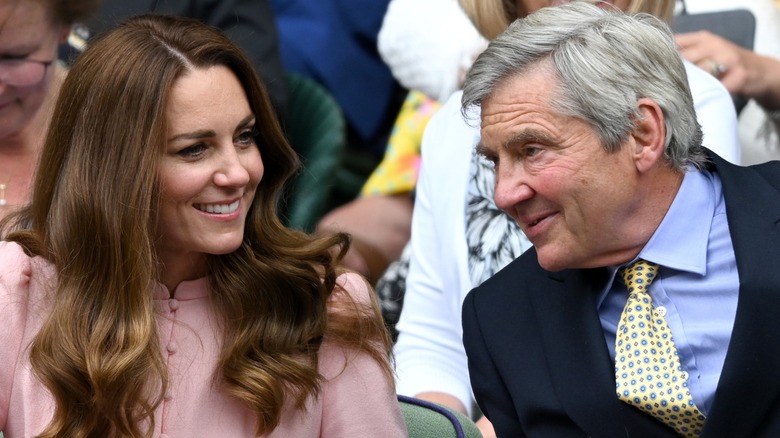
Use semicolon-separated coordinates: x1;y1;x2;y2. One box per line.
703;157;780;436
529;268;631;436
528;266;683;437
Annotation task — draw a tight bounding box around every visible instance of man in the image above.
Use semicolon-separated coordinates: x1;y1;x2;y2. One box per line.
461;3;780;437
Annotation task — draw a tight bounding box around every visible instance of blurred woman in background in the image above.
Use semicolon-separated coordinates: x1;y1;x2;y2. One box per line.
0;0;99;218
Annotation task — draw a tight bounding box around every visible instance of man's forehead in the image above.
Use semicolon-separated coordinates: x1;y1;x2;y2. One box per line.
481;68;558;114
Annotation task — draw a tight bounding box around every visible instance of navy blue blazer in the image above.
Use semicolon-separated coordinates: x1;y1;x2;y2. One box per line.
462;152;780;437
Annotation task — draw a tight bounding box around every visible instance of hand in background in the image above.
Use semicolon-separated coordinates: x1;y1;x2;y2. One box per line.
676;30;780;111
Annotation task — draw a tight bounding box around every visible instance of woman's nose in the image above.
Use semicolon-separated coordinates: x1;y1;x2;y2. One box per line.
213;148;251;187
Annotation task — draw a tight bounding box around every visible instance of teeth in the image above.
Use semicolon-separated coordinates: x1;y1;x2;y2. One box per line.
195;200;239;214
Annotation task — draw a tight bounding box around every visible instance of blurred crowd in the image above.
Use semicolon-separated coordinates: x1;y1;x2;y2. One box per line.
3;0;780;436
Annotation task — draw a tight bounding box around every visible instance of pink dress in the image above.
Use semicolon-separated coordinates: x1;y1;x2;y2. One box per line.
0;241;406;437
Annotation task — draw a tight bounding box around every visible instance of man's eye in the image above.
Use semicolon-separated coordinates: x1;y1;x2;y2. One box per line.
523;145;542;158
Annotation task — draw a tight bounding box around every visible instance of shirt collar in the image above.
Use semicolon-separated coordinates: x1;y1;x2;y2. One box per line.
154;276;210;300
638;167;716;276
595;168;716;308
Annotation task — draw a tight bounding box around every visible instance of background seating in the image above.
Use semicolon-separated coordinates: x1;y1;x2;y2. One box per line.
281;72;347;232
398;394;483;438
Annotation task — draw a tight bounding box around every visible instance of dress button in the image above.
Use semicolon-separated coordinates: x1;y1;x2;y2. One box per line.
168;298;179;311
656;306;667;317
164;390;173;400
167;342;178;354
160;434;169;438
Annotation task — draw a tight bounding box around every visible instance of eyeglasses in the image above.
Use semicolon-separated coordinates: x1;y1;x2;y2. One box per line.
0;58;54;87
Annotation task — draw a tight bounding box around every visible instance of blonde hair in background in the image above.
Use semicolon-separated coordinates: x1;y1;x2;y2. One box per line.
459;0;677;40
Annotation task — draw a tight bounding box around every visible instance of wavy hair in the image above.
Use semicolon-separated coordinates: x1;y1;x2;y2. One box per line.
461;3;706;170
3;14;392;437
459;0;677;40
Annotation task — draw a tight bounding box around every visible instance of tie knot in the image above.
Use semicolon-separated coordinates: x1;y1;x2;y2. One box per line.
619;259;659;294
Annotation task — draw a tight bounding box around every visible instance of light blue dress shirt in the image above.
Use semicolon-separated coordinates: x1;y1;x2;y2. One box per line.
597;167;739;415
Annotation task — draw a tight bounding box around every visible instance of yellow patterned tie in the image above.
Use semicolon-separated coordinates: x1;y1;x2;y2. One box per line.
614;260;706;437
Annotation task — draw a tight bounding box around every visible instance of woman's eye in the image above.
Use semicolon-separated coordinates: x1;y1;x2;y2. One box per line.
177;143;207;158
236;127;258;146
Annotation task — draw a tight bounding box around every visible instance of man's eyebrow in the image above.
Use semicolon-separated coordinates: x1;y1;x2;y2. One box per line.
475;142;492;157
503;129;557;149
476;128;560;156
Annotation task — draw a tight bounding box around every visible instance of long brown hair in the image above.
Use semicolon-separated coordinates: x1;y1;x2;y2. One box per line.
4;14;392;437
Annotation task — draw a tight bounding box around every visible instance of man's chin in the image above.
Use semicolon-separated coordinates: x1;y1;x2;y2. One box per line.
535;250;570;272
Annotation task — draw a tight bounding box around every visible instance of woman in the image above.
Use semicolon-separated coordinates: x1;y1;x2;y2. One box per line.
392;1;741;437
0;14;404;437
676;0;780;165
0;0;99;218
461;0;674;40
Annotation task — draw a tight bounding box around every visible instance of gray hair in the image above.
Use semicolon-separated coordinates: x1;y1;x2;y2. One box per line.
461;2;706;170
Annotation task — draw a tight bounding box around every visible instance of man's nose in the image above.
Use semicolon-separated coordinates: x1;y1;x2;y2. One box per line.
493;166;534;213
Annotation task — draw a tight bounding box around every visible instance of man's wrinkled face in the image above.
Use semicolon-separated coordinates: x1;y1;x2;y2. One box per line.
479;67;641;271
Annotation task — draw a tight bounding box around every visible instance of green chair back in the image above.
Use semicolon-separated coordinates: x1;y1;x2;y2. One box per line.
399;395;483;438
281;72;347;232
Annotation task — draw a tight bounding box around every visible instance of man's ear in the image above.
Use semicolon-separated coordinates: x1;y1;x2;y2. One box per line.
631;98;666;173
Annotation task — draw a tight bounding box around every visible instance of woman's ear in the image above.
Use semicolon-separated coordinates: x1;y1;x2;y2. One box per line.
632;97;666;173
